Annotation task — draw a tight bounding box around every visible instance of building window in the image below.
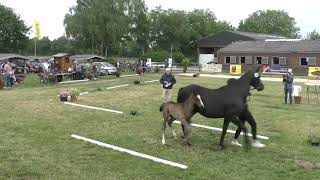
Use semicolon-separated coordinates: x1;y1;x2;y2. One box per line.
225;57;230;64
256;57;262;64
273;57;279;65
279;57;287;65
308;57;317;66
240;57;246;64
300;57;308;65
225;56;236;64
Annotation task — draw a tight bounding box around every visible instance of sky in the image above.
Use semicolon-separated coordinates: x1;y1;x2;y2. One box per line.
0;0;319;40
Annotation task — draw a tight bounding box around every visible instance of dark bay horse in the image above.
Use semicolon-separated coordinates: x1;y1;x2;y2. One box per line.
177;67;265;149
160;93;204;146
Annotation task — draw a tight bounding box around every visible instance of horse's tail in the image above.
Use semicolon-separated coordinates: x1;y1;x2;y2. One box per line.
159;103;165;112
177;87;184;103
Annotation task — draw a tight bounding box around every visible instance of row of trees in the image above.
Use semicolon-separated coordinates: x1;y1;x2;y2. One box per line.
1;1;320;62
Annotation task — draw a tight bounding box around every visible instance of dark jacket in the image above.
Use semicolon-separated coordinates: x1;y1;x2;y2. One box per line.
160;74;176;89
283;75;293;89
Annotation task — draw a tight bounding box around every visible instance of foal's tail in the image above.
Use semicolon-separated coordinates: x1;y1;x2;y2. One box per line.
159;103;165;112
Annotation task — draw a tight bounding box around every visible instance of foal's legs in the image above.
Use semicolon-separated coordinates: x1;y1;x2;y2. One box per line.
168;117;177;139
162;117;167;145
180;119;191;146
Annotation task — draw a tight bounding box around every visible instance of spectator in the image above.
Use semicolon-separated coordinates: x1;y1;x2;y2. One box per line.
283;72;294;104
160;68;176;102
3;61;12;87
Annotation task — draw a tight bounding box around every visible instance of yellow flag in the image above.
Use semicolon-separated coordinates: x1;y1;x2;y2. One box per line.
34;20;41;40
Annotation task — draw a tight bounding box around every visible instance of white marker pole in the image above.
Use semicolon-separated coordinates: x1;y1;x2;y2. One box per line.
145;80;158;83
71;134;188;169
59;79;89;84
64;102;123;114
106;84;129;90
79;92;89;96
173;121;269;140
120;74;139;78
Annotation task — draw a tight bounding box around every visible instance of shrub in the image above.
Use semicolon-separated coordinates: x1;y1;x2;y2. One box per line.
181;58;190;73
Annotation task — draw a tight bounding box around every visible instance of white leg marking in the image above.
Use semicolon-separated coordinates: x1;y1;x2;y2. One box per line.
162;133;166;145
171;128;177;139
197;95;205;108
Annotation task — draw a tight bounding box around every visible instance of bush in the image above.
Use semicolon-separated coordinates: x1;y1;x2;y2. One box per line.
308;130;320;146
181;58;190;73
23;74;43;87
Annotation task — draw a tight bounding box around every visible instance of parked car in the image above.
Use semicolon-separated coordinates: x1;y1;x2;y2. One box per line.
27;60;40;73
93;62;117;75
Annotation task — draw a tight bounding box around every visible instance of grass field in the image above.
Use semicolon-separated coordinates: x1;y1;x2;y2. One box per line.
1;73;320;179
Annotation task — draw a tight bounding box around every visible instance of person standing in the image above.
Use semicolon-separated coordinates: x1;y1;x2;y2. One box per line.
160;68;176;102
3;61;12;87
283;72;294;104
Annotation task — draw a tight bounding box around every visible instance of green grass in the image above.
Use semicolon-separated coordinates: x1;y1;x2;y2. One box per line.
1;73;320;179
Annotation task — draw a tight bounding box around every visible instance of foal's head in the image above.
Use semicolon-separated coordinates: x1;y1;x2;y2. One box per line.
250;66;264;91
187;93;205;110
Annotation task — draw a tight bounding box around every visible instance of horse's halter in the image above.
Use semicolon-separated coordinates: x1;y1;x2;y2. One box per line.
251;73;264;91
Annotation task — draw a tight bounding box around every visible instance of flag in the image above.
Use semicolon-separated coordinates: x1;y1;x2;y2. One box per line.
34;20;41;40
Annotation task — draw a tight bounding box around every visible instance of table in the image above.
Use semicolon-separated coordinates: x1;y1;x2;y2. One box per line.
305;82;320;104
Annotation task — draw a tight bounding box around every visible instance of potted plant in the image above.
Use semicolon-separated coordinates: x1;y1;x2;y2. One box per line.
115;71;121;77
70;88;80;102
308;131;320;146
59;91;69;102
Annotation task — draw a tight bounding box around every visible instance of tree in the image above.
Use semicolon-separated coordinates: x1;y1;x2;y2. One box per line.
183;9;233;58
0;4;30;53
150;8;191;53
64;0;147;57
238;10;300;38
305;30;320;40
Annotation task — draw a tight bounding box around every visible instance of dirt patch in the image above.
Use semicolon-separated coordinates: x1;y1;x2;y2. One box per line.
294;160;320;170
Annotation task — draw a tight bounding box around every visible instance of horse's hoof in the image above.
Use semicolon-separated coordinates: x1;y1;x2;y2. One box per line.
231;140;243;147
252;140;265;148
162;139;166;145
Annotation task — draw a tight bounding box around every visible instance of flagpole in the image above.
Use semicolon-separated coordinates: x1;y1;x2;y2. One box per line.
34;37;37;57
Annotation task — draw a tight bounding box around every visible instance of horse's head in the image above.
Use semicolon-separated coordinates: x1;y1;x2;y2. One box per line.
250;66;264;91
190;92;205;110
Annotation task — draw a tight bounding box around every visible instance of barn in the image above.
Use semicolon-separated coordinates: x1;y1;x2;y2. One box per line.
196;31;285;65
217;40;320;75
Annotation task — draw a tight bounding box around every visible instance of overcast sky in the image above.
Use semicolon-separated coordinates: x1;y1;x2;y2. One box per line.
1;0;319;40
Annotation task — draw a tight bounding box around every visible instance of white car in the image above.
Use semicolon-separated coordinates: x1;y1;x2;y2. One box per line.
93;62;117;75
